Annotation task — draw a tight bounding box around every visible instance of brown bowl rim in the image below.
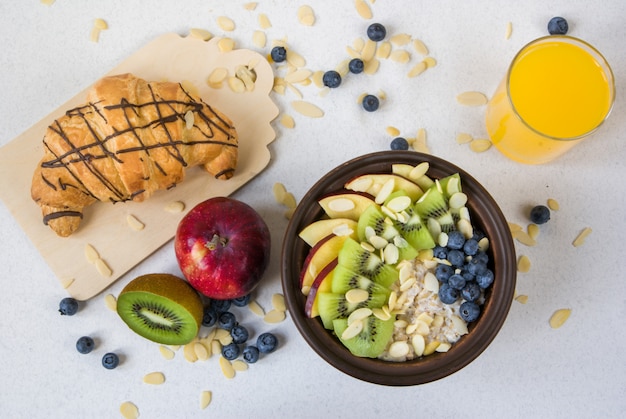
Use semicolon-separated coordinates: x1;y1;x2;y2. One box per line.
280;151;517;386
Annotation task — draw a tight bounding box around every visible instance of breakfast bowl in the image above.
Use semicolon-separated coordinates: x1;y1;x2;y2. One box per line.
281;151;517;386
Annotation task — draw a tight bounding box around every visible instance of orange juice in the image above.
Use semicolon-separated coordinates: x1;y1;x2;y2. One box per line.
486;36;614;164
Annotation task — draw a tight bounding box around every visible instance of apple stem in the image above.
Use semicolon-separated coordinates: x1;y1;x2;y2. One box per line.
206;234;228;250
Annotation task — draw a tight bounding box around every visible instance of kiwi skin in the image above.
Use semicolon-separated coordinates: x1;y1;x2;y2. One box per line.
116;273;204;345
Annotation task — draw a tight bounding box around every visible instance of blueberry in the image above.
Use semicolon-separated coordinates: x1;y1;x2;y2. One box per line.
548;17;568;35
390;137;409;151
102;352;119;369
270;46;287;63
448;274;466;290
217;312;237;330
463;238;479;256
433;245;448;259
222;343;240;360
460;269;475;283
446;231;465;250
472;229;486;241
211;299;231;313
447;249;465;267
529;205;550;224
76;336;95;354
476;268;495;289
242;345;260;363
367;23;387;41
466;257;488;276
438;283;459;304
230;325;249;344
435;264;454;282
362;94;380;112
348;58;364;74
459;301;481;322
461;282;481;302
59;297;79;316
473;251;489;265
257;332;278;353
202;305;218;327
231;294;252;307
322;70;342;88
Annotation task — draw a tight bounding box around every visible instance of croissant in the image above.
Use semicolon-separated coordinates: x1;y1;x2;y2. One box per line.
31;73;238;237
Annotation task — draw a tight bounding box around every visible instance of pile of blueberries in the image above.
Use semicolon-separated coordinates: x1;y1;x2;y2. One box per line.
432;230;494;323
202;295;278;364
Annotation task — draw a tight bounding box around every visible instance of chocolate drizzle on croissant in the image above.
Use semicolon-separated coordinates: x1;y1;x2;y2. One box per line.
31;73;238;237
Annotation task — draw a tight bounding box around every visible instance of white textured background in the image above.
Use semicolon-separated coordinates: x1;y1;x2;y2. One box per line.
0;1;624;417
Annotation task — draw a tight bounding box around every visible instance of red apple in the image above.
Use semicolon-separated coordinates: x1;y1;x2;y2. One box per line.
174;197;271;300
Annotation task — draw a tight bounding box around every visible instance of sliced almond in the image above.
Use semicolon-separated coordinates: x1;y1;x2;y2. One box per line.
448;192;468;209
94;18;108;30
120;401;139;419
104;294;117;311
469;139;492;152
341;319;364;340
61;278;75;289
248;300;265;317
435;342;451;353
345;288;369;304
527;223;540;240
258;13;271;29
216;16;235;31
515;294;529;304
227;76;246;93
547;198;560;211
388;341;410;358
517;255;531;273
282;192;297;209
327;197;356;212
407;61;427;78
271;293;286;312
164;201;185;213
423;56;437;68
513;230;537;246
549;308;572;329
200;391;212;409
348;307;373;324
412;39;429;56
143;372;165;385
291;100;324;118
386;195;412;212
423;340;441;356
159;345;175;360
423;272;439;293
390;49;411;64
383;243;400;265
390;33;411;46
572;227;592;247
354;0;373;19
456;91;489;106
194;342;210;361
363;57;380;75
264;309;286;324
297;5;316;26
372;307;391;321
280;114;295;129
272;182;287;203
95;259;112;277
84;244;100;264
252;30;266;48
219;356;236;379
190;28;213;41
376;41;392;59
126;214;145;231
232;360;248;371
456;132;473;144
505;21;513;40
411;334;426;356
183;342;198;362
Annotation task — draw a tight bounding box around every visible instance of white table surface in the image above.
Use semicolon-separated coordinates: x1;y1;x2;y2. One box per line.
1;1;625;418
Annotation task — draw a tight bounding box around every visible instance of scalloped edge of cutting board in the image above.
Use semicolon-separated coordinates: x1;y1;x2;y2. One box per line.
0;33;279;300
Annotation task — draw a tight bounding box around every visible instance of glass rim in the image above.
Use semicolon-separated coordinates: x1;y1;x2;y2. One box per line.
505;35;616;142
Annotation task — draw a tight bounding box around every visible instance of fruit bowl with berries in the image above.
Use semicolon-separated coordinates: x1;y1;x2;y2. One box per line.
281;151;517;386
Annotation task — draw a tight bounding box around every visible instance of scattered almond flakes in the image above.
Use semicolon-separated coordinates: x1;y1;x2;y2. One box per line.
361;39;377;62
407;61;427;78
272;182;287;204
40;0;56;5
95;258;112;277
258;13;272;29
549;308;571;329
243;2;258;10
164;201;185;213
120;401;139;419
411;128;429;153
376;41;392;59
158;345;175;360
271;293;286;312
291;100;324;118
469;138;492;153
527;223;540;240
412;39;429;56
264;309;286;323
89;18;108;43
232;360;249;371
513;229;537;246
456;132;473;144
423;56;437;68
284;69;312;84
94;18;108;30
386;126;401;137
207;67;228;89
572;227;592;247
219;356;236;379
517;255;531;273
126;214;145;231
508;222;523;234
280;114;295;129
218;37;235;52
363;58;380;75
514;294;528;304
505;21;513;40
457;91;489;106
216;16;235;31
227;76;246;93
297;5;316;26
248;300;265;316
547;198;560;211
390;49;411;64
143;372;165;385
200;391;213;409
183;341;199;363
355;0;373;19
252;30;266;48
84;244;100;264
194;342;210;361
390;33;412;46
286;50;306;67
189;28;213;41
104;293;117;311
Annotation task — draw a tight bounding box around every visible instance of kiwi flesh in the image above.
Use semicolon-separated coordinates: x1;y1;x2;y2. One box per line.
333;316;395;358
414;184;455;233
357;204;400;242
116;273;203;345
331;265;391;297
317;291;387;330
337;238;399;288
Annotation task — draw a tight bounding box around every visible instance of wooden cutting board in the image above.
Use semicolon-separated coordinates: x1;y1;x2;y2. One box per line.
0;33;278;300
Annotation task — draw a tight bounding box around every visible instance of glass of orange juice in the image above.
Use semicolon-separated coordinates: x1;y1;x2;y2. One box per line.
485;35;615;165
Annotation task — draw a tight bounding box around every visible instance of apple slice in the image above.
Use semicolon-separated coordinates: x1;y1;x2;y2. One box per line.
304;258;338;317
345;173;423;202
391;163;435;191
298;218;358;247
318;191;376;221
299;234;350;294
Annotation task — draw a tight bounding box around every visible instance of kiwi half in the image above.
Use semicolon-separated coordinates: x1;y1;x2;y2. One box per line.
333;316;395;358
116;273;203;345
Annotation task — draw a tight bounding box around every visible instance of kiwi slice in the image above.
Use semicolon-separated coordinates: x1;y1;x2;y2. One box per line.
337;238;399;288
116;273;203;345
394;209;436;251
438;173;462;198
414;184;455;233
357;204;400;242
317;291;387;330
333;316;395;358
331;265;391;296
